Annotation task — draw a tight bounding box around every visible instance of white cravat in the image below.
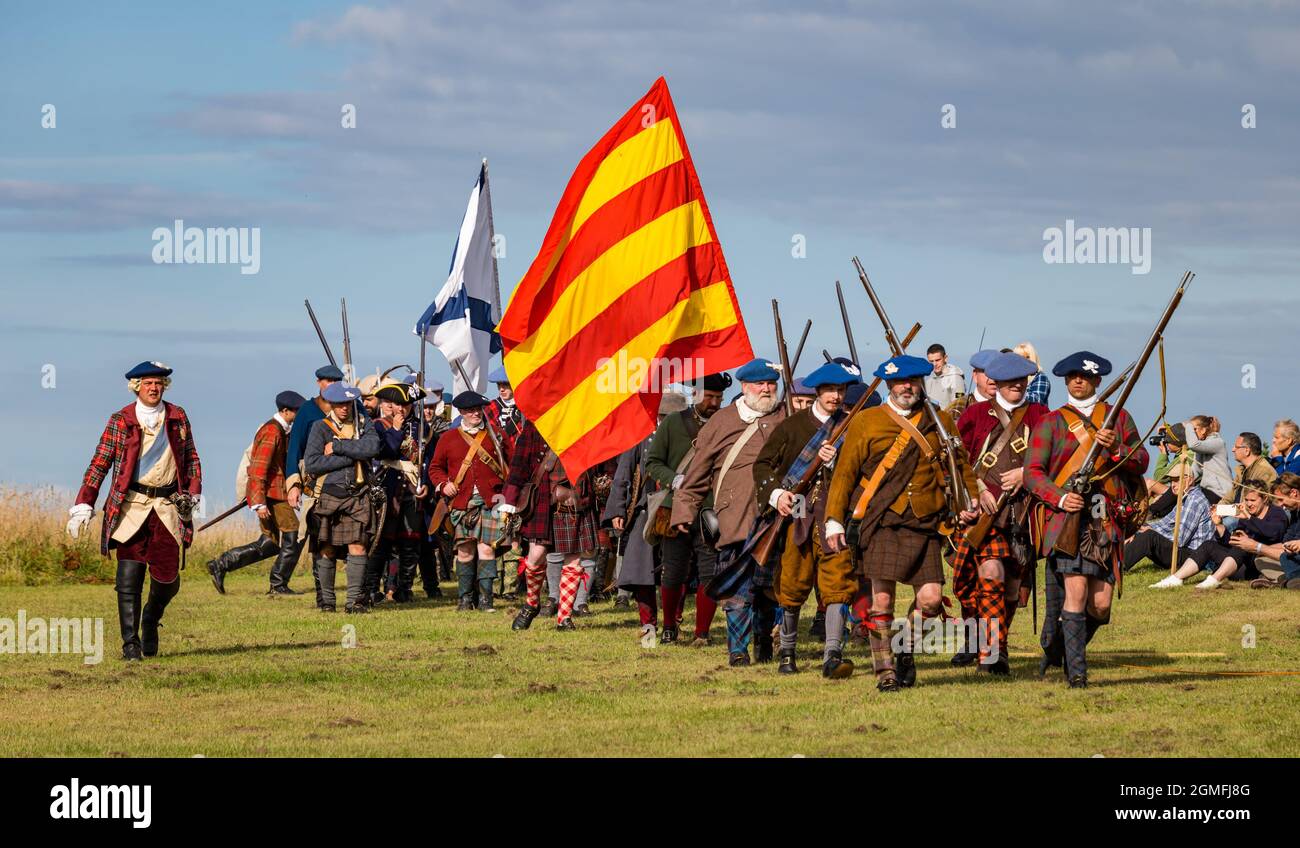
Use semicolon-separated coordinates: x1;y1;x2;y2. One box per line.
885;397;917;417
274;412;291;432
972;388;990;404
811;402;831;423
135;400;163;430
995;393;1026;412
1068;394;1099;417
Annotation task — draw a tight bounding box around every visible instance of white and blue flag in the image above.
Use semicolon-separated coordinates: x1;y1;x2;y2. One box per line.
415;160;502;395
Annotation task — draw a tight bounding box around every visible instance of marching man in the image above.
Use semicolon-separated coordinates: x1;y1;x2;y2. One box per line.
825;355;979;692
67;361;202;660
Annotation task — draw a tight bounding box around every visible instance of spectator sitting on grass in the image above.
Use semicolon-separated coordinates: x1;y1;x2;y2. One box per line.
1125;460;1213;578
1154;487;1289;590
1150;419;1231;504
1270;419;1300;475
1251;473;1300;590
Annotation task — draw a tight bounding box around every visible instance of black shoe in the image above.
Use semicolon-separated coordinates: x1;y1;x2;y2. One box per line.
980;657;1011;676
266;585;301;596
344;604;369;614
876;672;900;693
895;652;917;688
822;651;855;679
479;596;496;613
539;598;558;618
267;531;303;595
729;651;751;667
140;577;179;658
613;595;631;609
950;650;977;667
660;626;679;645
777;649;799;674
319;604;336;613
809;611;826;640
573;603;591;617
512;604;539;631
207;559;226;594
556;618;576;631
122;643;143;661
1038;653;1063;678
1068;673;1088;689
457;597;475;612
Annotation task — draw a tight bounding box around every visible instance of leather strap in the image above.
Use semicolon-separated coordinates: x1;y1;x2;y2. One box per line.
460;428;503;478
850;426;915;520
979;403;1031;472
713;420;762;505
881;405;935;461
1053;404;1108;488
452;430;487;488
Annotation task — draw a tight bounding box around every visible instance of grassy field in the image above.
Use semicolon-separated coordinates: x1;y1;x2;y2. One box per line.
3;490;1299;757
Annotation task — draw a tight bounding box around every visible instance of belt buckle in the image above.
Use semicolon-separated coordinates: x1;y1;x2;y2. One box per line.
979;452;998;469
1010;436;1028;454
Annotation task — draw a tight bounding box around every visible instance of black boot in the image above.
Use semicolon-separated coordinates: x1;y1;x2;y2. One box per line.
822;650;855;679
478;576;496;613
207;535;278;594
115;561;146;661
141;575;180;657
777;648;799;674
809;610;827;640
267;532;303;595
895;652;917;688
512;604;539;631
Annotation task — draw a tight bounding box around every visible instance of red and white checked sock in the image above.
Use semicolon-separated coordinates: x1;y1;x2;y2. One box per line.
556;562;585;622
524;560;546;608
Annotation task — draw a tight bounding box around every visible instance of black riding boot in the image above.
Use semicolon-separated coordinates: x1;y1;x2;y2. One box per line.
115;561;146;660
1038;566;1066;676
267;531;303;594
207;535;278;594
141;575;181;657
397;538;420;601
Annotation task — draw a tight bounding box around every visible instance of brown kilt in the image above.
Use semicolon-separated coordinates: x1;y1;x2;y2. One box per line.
551;506;599;555
311;487;376;550
862;510;945;587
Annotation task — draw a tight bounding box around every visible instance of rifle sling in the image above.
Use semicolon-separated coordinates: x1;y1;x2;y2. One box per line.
1054;405;1108;489
850;409;926;521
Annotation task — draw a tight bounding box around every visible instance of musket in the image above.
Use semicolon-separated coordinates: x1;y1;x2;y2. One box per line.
771;300;795;416
748;321;922;567
964;326;986;400
340;298;354;385
304;299;338;367
853;256;972;523
1053;270;1194;558
790;319;812;375
197;499;248;532
835;280;860;367
1097;361;1135;405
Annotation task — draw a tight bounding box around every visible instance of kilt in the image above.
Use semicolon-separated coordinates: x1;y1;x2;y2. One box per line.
949;526;1018;609
311;487;376;550
862;510;945;587
450;493;512;547
550;506;599;555
1048;551;1113;582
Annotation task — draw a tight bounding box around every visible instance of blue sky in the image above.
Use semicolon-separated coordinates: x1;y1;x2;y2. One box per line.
3;0;1299;505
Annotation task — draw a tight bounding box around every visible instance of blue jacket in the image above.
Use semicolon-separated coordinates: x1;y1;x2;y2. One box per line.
1271;444;1300;476
286;396;328;489
304;415;381;492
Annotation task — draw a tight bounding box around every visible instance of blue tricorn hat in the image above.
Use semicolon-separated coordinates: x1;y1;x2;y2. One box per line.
315;364;345;381
985;352;1038;383
1052;351;1112;378
124;361;172;380
804;362;862;389
872;355;930;381
321;382;361;403
735;358;781;383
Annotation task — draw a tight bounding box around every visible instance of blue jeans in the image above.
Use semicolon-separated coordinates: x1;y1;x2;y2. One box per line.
1280;553;1300;582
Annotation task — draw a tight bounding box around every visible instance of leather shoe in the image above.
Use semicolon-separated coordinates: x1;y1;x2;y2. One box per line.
777;648;798;674
728;651;750;667
895;652;917;687
821;651;854;679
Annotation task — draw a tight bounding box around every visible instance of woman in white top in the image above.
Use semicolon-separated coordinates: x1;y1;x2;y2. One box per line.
1182;415;1233;504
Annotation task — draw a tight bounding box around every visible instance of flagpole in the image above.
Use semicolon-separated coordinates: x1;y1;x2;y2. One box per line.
482;158;503;339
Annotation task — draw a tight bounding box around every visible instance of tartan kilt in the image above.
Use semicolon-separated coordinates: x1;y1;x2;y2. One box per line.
517;502;553;545
449;493;512;548
550;506;600;555
949;527;1015;609
862;514;946;588
312;487;376;549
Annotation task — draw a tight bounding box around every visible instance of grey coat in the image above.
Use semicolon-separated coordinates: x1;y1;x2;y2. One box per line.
304;416;382;492
602;439;658;588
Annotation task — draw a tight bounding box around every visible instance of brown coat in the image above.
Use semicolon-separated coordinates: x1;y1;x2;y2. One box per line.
825;403;977;529
670;402;787;547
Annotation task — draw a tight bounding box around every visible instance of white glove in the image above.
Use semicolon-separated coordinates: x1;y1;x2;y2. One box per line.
672;474;685;491
497;503;517;515
66;504;93;539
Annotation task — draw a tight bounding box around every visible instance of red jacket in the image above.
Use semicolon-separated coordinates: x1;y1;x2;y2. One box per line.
427;427;506;509
76;401;202;555
957;399;1051;498
246;418;289;506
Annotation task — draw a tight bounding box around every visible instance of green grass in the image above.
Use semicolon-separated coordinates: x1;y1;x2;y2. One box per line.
2;560;1299;757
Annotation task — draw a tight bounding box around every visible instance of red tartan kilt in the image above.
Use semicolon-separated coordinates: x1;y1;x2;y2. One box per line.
950;526;1017;609
551;507;600;555
517;505;552;545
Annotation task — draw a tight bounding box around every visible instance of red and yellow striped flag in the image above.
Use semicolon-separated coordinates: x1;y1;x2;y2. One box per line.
499;77;753;479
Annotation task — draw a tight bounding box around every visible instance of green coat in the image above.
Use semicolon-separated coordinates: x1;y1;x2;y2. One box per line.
644;408;706;511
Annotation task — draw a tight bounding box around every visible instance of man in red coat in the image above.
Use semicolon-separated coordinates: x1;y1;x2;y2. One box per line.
66;361;202;661
951;352;1050;674
427;391;510;611
1024;351;1148;687
208;390;307;595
